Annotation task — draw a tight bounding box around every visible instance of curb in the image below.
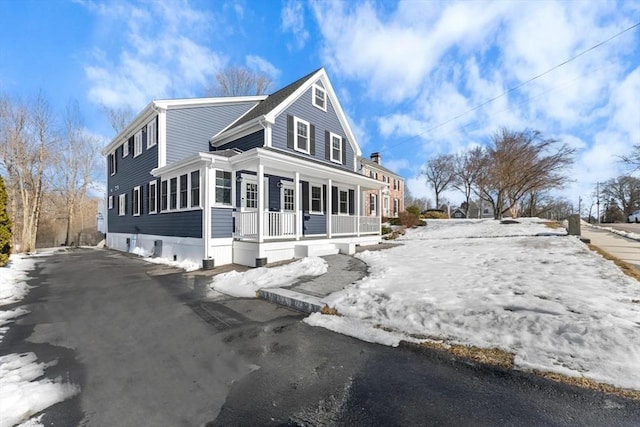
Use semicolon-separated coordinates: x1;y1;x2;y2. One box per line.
258;288;324;313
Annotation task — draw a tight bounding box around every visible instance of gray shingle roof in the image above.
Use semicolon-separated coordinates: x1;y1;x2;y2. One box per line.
360;158;403;178
223;68;322;132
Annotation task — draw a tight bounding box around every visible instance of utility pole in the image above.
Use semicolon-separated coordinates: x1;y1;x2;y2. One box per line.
596;182;600;224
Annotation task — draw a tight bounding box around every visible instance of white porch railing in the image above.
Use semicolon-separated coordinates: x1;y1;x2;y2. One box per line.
332;215;380;235
235;212;380;240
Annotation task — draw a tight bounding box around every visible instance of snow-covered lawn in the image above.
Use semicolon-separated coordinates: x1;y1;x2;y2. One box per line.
305;218;640;391
210;257;327;298
0;255;78;427
590;223;640;241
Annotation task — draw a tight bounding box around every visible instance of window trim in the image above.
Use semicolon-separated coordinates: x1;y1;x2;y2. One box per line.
312;84;327;111
169;177;177;210
118;194;126;216
338;188;349;215
190;170;200;208
309;184;323;214
149;181;157;214
108;195;113;210
179;174;188;209
147;118;157;148
122;140;129;157
293;117;310;154
109;153;117;176
330;132;342;164
133;186;141;217
133;130;143;157
160;180;168;211
281;182;295;212
370;193;377;216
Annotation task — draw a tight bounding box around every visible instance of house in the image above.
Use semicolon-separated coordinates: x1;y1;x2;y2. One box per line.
360;153;404;218
102;68;394;268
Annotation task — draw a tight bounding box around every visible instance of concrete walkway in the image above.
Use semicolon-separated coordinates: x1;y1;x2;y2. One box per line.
581;226;640;270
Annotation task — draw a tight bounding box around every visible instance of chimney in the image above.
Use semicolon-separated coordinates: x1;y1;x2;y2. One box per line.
370;152;381;164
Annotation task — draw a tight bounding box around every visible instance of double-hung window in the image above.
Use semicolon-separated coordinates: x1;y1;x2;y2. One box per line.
160;180;168;211
118;194;126;216
108;195;113;209
147;118;157;148
294;117;310;154
370;193;376;216
338;189;348;215
215;171;231;205
190;171;200;207
169;177;177;209
109;153;117;175
132;186;141;216
122;140;129;157
310;185;322;214
149;181;157;214
179;174;188;209
133;131;142;157
394;199;399;216
330;133;342;163
312;85;327;111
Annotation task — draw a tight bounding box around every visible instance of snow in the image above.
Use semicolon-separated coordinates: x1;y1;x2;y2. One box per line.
1;254;78;427
305;218;640;390
590;224;640;241
210;257;328;298
132;247;201;272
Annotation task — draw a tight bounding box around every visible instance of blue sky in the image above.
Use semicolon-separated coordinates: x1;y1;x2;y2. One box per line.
1;0;639;207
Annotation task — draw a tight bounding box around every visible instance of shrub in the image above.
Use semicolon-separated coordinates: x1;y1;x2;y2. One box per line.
399;211;422;228
0;176;11;267
406;205;421;218
381;226;393;235
424;211;449;219
388;217;401;226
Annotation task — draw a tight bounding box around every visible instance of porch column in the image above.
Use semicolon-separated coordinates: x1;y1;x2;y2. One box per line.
356;184;361;237
257;162;264;244
378;187;383;231
294;172;300;240
327;178;333;238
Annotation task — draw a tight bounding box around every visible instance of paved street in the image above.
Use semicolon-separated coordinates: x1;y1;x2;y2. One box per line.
3;248;640;426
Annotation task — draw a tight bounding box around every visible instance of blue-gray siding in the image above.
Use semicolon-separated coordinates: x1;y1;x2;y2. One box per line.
121;210;202;238
213;130;263;152
271;85;355;171
211;208;233;238
166;103;257;163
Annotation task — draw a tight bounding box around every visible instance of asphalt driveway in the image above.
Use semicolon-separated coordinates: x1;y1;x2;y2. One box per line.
3;248;640;426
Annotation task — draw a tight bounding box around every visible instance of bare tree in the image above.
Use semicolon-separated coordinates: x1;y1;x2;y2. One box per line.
205;66;272;97
475;128;575;219
57;100;102;246
452;148;483;217
601;175;640;218
0;93;56;252
621;143;640;171
101;103;134;134
422;153;455;209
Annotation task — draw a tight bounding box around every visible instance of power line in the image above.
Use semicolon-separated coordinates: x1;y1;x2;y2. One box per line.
378;21;640;155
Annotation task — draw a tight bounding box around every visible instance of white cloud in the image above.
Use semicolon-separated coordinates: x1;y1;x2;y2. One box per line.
82;0;223;110
281;0;309;50
245;55;281;79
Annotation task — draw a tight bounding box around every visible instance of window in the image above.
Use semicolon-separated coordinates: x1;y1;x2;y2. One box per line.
245;182;258;208
312;85;327;111
215;170;231;205
160;180;168;211
147;118;157;148
108;195;113;209
179;174;188;208
370;193;376;216
134;130;142;157
133;186;141;216
393;179;398;190
338;189;348;214
294;117;310;153
118;194;126;216
330;133;342;163
122;140;129;157
394;199;399;216
149;181;157;214
310;185;322;213
169;177;177;209
109;153;117;175
190;171;200;207
283;187;294;211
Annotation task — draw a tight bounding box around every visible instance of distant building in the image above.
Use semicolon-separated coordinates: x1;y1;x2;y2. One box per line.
360;152;404;218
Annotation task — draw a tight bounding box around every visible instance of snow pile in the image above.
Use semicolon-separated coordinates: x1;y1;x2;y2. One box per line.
1;254;79;426
590;224;640;241
306;219;640;390
131;246;152;257
0;353;78;427
211;257;328;298
142;256;201;272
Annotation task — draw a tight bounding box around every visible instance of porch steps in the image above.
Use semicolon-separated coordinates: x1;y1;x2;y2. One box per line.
258;288;324;314
294;243;339;258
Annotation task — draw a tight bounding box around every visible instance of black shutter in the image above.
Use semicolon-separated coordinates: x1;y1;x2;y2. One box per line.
331;186;338;215
322;185;327;212
287;115;294;149
302;181;309;212
342;137;347;165
310;124;315;155
144;184;149;214
128;135;134;153
142;126;147;146
348;190;355;215
325;131;330;160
